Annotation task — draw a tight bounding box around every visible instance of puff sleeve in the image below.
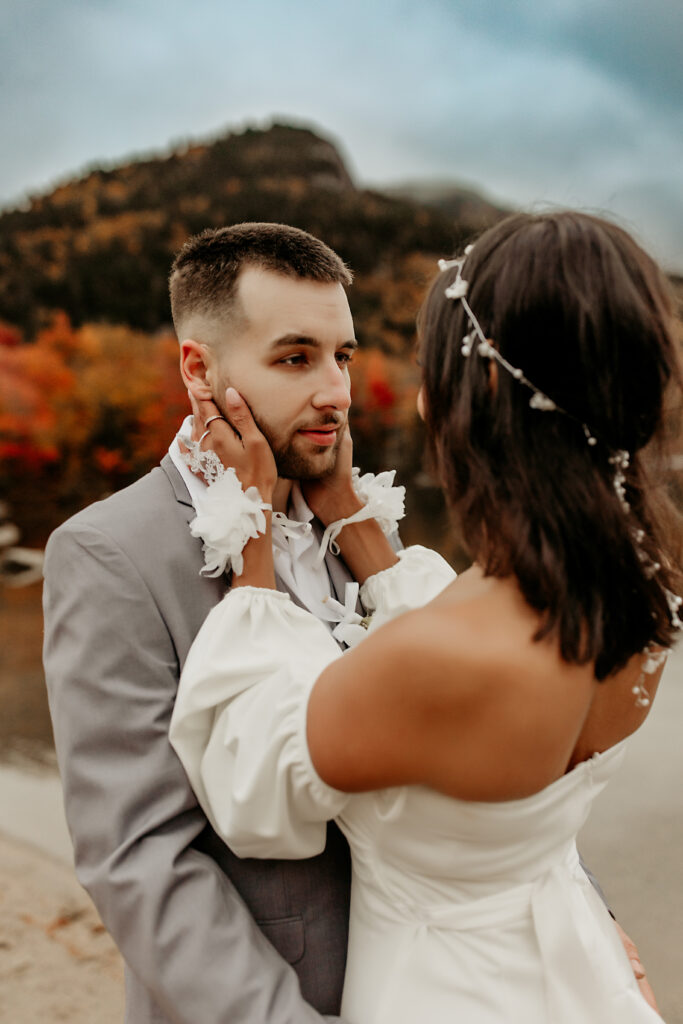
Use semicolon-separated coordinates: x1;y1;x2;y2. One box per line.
170;586;350;858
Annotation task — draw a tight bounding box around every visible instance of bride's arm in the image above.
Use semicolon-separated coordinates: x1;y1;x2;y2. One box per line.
170;584;350;858
171;392;456;858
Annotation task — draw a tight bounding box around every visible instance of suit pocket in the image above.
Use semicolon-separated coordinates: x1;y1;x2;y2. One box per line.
258;914;306;965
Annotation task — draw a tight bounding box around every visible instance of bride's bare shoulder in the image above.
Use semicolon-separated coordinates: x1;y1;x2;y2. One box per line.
309;578;596;799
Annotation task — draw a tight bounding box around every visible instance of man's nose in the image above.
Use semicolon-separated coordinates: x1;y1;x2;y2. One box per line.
312;363;352;411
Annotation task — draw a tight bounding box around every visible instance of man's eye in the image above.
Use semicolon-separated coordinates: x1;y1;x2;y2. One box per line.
280;354;306;366
336;352;354;365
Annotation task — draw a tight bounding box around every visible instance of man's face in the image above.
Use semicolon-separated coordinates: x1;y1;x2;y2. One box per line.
209;266;356;480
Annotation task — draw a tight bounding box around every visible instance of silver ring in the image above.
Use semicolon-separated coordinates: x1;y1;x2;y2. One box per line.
205;415;226;429
198;429;211;445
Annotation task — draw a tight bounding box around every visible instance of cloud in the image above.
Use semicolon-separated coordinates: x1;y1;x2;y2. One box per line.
1;0;681;267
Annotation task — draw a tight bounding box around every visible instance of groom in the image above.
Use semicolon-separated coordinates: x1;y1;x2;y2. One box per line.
44;223;369;1024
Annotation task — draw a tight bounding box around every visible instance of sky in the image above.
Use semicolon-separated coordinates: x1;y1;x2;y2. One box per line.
3;0;683;270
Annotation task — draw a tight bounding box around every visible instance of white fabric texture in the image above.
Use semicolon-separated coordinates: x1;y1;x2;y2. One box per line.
360;545;457;632
168;415;210;510
170;549;455;857
171;546;660;1023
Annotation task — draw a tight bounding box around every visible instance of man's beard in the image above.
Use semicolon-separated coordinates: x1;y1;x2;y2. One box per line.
213;391;343;480
253;410;344;480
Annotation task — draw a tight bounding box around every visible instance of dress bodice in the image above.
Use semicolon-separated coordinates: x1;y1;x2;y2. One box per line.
339;742;626;905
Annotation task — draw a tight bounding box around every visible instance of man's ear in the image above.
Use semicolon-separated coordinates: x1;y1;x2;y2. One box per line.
180;339;214;400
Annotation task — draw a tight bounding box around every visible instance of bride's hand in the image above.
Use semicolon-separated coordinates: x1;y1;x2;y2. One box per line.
614;923;659;1013
188;388;277;503
301;426;363;525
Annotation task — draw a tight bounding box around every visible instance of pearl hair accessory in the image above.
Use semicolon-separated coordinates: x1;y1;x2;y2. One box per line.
439;250;601;445
439;248;682;705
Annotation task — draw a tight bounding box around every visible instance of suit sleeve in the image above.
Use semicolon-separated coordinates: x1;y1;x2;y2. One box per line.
43;521;330;1024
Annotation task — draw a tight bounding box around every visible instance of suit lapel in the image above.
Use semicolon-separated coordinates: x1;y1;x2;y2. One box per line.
160;453;195;521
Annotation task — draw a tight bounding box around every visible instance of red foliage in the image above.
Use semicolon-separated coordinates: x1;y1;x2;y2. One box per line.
93;447;128;473
0;310;425;538
369;378;396;409
0;323;22;347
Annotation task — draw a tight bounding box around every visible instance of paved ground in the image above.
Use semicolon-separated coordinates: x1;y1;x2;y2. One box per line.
579;644;683;1024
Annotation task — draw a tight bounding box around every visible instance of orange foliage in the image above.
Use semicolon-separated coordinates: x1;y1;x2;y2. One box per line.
0;313;187;537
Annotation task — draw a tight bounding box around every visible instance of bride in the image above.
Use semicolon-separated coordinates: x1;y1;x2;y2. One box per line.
170;211;681;1022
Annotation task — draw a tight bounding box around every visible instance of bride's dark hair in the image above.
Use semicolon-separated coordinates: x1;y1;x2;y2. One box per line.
419;210;683;679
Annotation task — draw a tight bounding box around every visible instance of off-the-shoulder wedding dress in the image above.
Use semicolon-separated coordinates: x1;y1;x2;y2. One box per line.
170;547;661;1023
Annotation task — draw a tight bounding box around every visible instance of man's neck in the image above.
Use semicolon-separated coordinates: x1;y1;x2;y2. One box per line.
272;478;294;514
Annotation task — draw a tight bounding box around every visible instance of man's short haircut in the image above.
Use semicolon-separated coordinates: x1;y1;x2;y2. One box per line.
169;222;353;341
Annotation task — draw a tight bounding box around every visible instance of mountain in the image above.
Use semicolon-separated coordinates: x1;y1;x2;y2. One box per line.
382;180;509;232
0;123;502;341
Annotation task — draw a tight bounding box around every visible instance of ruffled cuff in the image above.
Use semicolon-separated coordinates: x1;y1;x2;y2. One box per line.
359;545;456;632
315;467;406;567
188;467;272;578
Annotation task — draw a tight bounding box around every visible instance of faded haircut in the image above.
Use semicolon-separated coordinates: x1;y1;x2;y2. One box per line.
169;222;353;343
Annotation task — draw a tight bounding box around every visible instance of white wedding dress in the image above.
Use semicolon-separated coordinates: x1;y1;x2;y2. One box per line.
170;547;662;1023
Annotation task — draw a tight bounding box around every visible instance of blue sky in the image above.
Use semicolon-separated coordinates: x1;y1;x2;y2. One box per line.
3;0;682;269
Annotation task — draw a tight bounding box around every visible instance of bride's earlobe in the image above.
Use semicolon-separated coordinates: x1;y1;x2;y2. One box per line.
487;358;498;396
417;387;426;422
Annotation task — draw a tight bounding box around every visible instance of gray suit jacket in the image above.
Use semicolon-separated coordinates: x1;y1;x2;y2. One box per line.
43;455;354;1024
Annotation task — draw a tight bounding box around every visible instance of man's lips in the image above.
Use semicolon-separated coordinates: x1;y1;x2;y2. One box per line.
297;426;340;447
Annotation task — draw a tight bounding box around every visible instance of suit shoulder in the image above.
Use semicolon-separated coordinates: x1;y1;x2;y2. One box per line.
53;465;177;532
46;463;189;561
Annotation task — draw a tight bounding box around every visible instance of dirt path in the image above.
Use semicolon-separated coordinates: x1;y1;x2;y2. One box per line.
0;834;124;1023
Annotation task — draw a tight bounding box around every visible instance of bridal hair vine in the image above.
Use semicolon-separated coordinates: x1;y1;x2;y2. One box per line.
439;249;600;442
439;248;682;704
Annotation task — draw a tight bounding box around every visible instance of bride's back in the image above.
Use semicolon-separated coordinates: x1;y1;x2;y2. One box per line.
424;566;665;794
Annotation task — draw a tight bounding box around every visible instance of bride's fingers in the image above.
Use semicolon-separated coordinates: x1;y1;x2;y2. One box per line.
188;391;221;434
188;390;243;449
186;386;276;493
223;387;262;445
222;388;277;490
